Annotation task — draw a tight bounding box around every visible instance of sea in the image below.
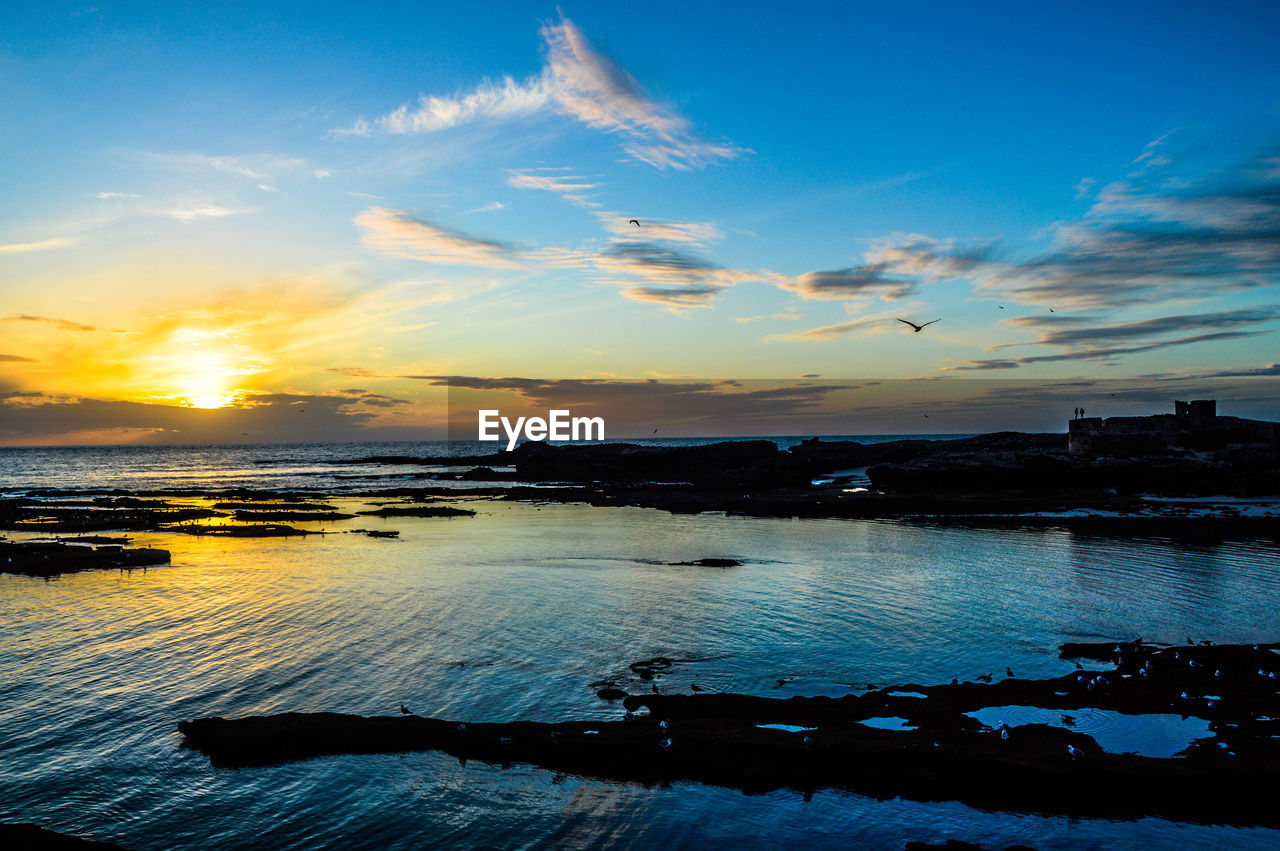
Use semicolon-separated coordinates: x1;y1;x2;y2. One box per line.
2;439;1280;849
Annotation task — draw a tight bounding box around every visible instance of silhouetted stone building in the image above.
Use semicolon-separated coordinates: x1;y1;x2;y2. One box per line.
1068;400;1279;456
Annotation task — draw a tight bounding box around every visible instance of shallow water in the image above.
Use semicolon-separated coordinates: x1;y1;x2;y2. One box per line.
3;448;1280;847
966;705;1213;758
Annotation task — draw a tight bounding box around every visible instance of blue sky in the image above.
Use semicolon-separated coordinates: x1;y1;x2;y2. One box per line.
2;1;1280;442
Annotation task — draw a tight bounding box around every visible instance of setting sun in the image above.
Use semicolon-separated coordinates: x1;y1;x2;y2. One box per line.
176;347;240;409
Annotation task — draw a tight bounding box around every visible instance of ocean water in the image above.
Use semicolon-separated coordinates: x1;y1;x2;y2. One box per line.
2;442;1280;849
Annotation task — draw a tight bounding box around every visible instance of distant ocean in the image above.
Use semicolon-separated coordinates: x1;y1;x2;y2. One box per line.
0;435;971;494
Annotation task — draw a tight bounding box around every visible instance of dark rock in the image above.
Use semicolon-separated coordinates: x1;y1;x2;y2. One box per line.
355;506;477;518
1;541;170;578
176;524;319;538
669;558;741;567
230;510;355;522
180;641;1280;827
596;688;629;701
510;440;807;488
213;502;338;511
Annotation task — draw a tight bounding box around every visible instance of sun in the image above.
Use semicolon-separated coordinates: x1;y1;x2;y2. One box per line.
179;350;239;409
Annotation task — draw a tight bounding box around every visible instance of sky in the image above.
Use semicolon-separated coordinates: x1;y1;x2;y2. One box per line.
2;1;1280;444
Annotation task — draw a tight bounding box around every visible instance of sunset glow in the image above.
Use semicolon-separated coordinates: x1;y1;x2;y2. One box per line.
2;4;1279;445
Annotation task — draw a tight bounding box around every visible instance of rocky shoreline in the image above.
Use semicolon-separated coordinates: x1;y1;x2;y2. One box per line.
4;431;1279;532
1;540;170;577
179;640;1280;827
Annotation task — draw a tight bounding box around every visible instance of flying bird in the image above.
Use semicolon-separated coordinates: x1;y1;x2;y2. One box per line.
897;318;941;333
629;219;640;226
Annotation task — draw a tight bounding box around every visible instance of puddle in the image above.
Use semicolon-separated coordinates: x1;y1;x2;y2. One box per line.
858;716;917;731
756;724;817;733
966;705;1212;758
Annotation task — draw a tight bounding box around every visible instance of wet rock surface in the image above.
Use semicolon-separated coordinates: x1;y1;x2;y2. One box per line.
1;540;170;578
0;497;222;533
355;505;477;518
179;640;1280;826
228;509;355;522
175;524;319;538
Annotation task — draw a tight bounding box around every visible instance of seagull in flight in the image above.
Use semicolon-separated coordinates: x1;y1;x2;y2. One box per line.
897;318;941;333
629;219;640;227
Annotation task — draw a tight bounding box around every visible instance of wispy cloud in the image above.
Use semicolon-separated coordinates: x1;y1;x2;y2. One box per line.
594;241;775;310
506;166;721;244
943;330;1269;370
993;306;1280;350
600;217;722;244
782;266;914;301
0;354;37;363
733;310;801;323
355;206;519;266
780;237;991;303
778;142;1280;320
766;314;898;342
505;168;600;207
1195;363;1280;377
91;191;140;200
164;205;243;222
0;236;76;255
6;314;100;332
339;15;745;170
326;366;393;379
140;151;308;181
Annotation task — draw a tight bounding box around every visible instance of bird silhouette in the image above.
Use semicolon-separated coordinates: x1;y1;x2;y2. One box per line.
691;683;704;692
400;704;410;715
998;305;1005;310
1006;667;1015;677
629;219;640;226
897;318;941;333
1049;308;1055;312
